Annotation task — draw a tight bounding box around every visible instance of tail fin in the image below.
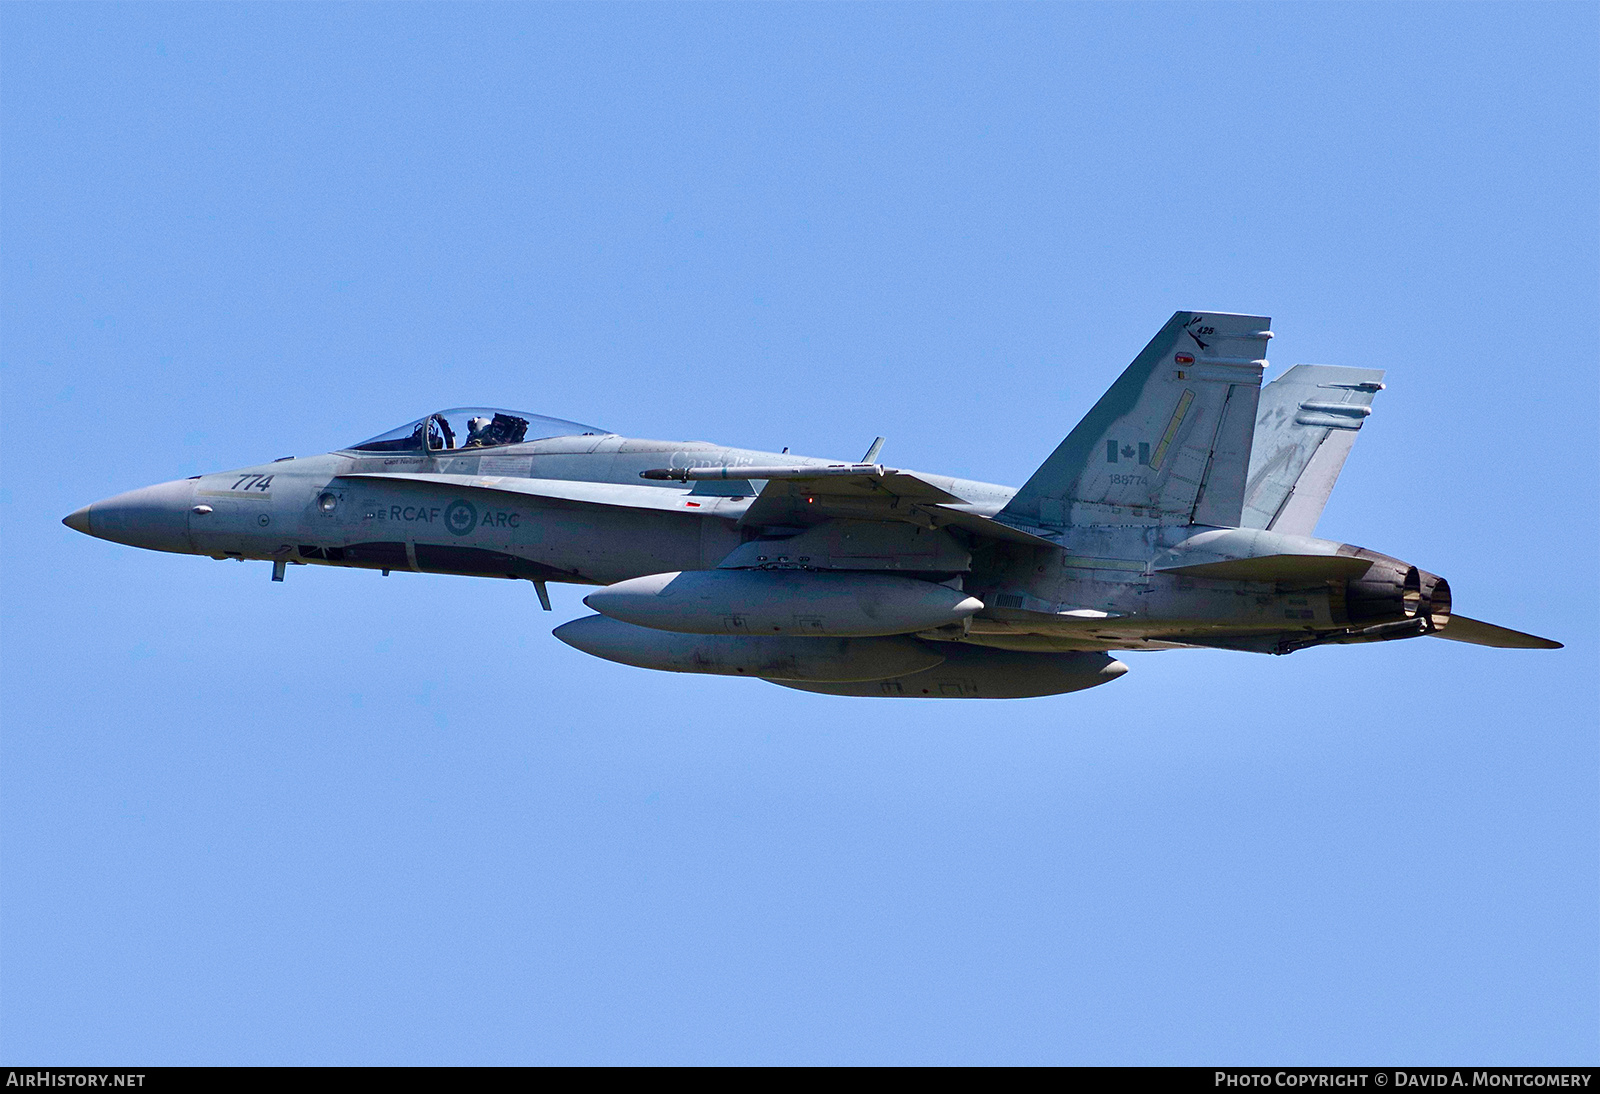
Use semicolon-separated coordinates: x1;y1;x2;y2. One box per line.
998;311;1272;531
1239;364;1385;536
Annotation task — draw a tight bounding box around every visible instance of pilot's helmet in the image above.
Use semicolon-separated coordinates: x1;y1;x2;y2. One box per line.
468;416;492;436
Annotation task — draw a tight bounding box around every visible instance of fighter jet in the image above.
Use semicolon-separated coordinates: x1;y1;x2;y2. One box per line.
63;311;1560;698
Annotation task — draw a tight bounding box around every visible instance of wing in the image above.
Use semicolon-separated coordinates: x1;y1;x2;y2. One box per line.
1431;614;1563;650
643;463;1060;546
732;464;960;525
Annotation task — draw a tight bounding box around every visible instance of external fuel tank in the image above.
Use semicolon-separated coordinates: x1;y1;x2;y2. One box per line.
584;569;985;637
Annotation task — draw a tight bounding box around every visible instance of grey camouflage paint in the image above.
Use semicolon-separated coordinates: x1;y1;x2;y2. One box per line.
64;311;1561;699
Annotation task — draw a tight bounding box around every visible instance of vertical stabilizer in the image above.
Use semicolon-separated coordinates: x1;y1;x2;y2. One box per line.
998;311;1272;531
1240;364;1385;536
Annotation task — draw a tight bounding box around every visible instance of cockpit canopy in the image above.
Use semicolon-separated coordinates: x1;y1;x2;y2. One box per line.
348;407;609;453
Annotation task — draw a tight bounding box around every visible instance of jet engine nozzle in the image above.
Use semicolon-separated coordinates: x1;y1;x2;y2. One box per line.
1344;556;1419;626
1418;571;1451;630
1340;548;1451;631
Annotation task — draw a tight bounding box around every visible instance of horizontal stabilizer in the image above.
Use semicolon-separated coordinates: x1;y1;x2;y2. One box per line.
1431;614;1562;650
1157;554;1374;582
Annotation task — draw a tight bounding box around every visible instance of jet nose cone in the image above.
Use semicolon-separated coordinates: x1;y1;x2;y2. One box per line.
73;479;198;554
62;505;92;535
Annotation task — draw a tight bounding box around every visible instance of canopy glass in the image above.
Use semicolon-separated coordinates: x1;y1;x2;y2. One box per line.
348;408;608;453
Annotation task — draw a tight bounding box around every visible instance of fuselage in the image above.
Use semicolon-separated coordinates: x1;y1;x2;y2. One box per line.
65;313;1559;692
69;435;1008;586
65;431;1431;656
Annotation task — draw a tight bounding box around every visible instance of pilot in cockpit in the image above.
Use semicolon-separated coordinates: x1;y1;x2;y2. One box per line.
466;416;495;448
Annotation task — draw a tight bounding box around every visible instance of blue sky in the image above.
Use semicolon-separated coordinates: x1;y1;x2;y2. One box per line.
3;2;1595;1065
